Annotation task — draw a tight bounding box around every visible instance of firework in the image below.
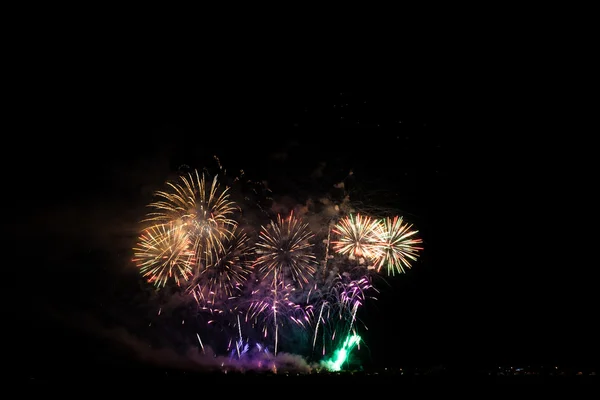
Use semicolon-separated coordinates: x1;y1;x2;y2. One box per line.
337;276;373;315
134;162;425;371
144;170;239;269
188;228;253;312
332;213;382;264
307;274;374;355
372;216;423;275
321;334;361;372
246;283;309;355
133;223;195;288
254;211;317;288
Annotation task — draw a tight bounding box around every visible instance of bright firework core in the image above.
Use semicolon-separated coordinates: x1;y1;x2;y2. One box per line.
133;168;423;371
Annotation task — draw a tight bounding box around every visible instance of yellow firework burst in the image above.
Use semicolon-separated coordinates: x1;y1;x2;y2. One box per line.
132;223;195;288
144;170;238;270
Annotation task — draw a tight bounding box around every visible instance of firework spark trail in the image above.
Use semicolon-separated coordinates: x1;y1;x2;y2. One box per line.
312;302;325;351
322;225;332;279
254;211;318;289
196;332;205;354
274;291;278;356
236;314;242;358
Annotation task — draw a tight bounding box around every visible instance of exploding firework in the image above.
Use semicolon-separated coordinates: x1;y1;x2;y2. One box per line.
188;228;254;312
143;170;239;269
133;223;195;288
331;213;382;264
254;211;318;289
372;216;423;275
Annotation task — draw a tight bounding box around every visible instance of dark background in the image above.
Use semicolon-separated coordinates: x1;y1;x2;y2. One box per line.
8;45;597;379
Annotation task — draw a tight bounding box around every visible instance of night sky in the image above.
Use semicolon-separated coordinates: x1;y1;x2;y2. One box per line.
11;76;598;379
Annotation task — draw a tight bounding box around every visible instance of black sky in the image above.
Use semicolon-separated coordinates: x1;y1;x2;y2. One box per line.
10;64;598;378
